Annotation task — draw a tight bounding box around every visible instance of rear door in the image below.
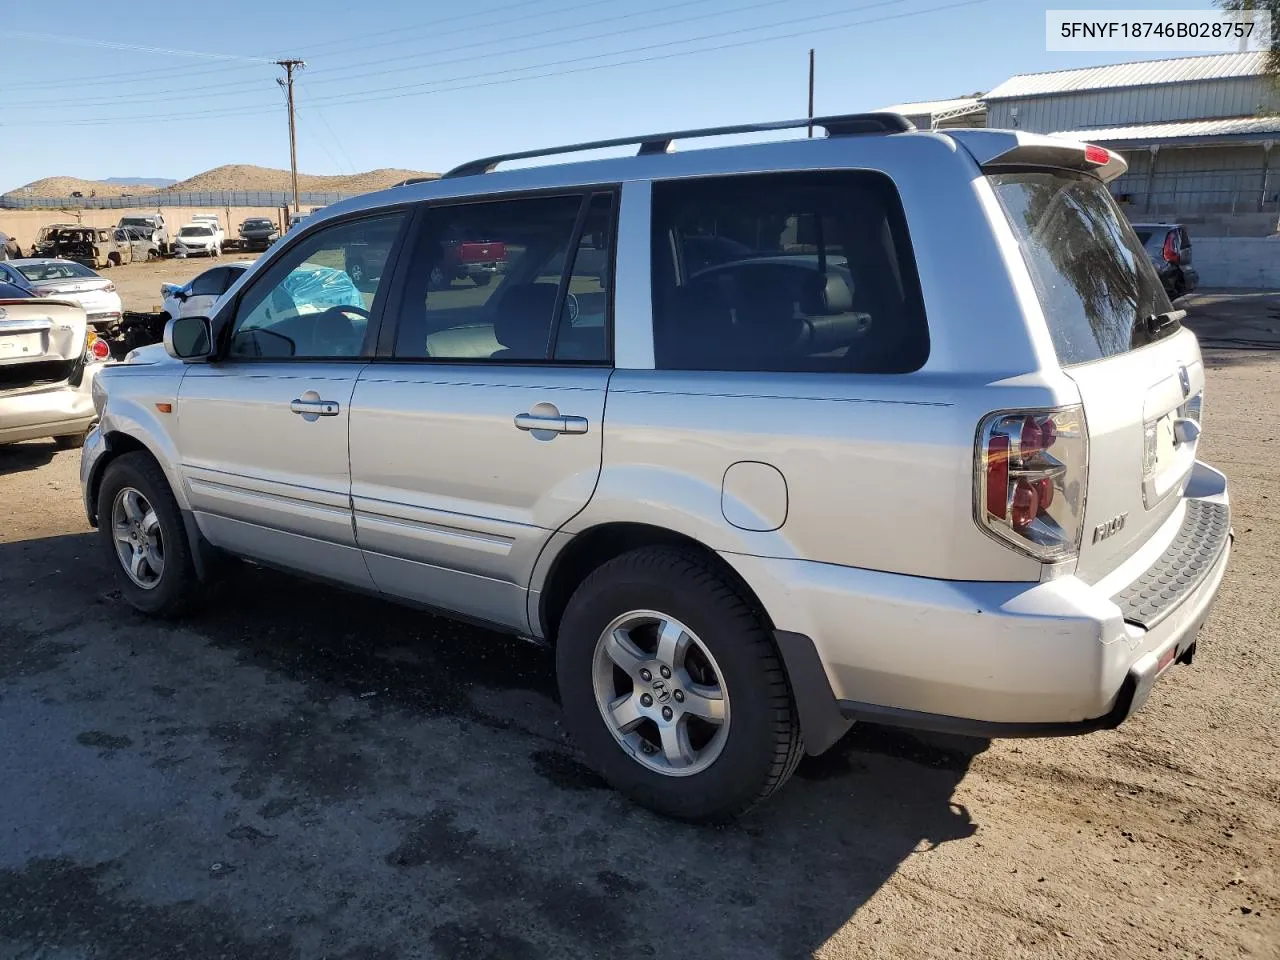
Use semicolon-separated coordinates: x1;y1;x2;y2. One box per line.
987;170;1202;581
349;191;615;631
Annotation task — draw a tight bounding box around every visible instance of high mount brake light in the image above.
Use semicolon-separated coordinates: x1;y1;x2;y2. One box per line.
976;407;1088;562
1084;144;1111;166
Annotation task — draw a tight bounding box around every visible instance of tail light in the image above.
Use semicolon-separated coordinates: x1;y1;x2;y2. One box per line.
84;330;110;363
104;282;118;293
1161;233;1179;264
975;406;1088;561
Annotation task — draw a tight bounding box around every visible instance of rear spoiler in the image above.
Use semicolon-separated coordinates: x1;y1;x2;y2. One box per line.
946;129;1128;183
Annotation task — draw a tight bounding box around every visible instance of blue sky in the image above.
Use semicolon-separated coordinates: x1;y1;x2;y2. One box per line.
0;0;1226;190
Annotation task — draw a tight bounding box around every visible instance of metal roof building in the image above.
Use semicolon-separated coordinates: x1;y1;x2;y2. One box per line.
983;53;1279;229
872;96;986;130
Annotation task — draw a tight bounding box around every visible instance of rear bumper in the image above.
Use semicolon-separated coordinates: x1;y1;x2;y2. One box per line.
0;362;99;444
728;460;1231;745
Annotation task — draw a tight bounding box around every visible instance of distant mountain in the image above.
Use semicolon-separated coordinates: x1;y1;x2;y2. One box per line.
102;177;178;187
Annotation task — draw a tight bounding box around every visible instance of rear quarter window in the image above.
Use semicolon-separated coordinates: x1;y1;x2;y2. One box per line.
650;170;929;374
988;171;1176;366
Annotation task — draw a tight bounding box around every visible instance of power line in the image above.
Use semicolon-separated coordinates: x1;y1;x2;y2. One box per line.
1;0;567;92
0;29;275;62
297;83;358;175
0;0;988;127
8;0;730;111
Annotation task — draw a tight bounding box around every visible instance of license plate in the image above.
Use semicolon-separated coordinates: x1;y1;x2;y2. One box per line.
0;332;44;358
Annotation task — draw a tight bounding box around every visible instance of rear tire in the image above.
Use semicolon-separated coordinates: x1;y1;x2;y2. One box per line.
556;546;802;822
473;273;491;287
97;452;201;617
54;431;86;450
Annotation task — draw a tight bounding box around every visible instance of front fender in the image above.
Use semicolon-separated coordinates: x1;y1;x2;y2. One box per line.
85;367;189;523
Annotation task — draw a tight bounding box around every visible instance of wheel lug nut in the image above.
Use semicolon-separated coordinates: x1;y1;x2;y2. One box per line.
673;690;684;703
661;706;673;721
640;694;653;707
639;668;652;682
660;665;671;679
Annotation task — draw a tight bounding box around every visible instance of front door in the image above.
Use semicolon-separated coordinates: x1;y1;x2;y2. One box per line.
177;211;407;585
349;192;616;630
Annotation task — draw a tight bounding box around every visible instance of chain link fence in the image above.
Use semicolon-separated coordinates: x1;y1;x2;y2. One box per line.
0;190;360;210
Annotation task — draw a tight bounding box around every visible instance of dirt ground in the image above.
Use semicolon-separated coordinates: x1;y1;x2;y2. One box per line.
0;293;1276;959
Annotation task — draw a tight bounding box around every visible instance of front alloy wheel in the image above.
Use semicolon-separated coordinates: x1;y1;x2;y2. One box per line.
593;611;729;776
110;486;164;589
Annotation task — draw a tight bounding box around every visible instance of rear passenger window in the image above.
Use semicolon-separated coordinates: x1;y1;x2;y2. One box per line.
651;172;928;373
393;192;612;363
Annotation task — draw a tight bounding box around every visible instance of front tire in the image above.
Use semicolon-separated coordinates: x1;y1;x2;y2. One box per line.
97;452;201;617
556;546;802;822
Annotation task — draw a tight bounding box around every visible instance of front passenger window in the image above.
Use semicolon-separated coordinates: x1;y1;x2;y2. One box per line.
228;214;404;359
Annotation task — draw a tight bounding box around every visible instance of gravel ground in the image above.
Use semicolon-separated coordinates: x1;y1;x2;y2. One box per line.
0;294;1276;959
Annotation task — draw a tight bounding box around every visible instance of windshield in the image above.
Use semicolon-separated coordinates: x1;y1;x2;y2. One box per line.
120;218;154;228
17;261;96;281
180;227;212;237
987;170;1176;366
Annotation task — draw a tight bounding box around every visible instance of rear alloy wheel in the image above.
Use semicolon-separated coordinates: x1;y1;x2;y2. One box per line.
98;452;201;616
557;546;803;821
591;610;730;777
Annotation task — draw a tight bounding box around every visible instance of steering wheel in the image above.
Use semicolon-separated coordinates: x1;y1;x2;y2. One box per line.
312;303;372;355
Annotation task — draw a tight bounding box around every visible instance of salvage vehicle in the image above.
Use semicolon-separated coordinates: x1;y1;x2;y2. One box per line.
1132;222;1199;300
238;218;280;252
172;224;220;258
190;215;226;251
82;115;1231;821
31;224;78;257
1;294;110;447
50;226;153;269
0;231;21;260
0;258;122;332
118;214;169;254
160;261;254;321
116;227;162;262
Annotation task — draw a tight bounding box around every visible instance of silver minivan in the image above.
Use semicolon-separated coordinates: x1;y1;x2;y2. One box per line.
81;115;1230;820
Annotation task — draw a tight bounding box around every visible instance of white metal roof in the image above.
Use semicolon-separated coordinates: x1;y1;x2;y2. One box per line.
874;96;984;118
984;52;1268;100
1052;115;1280;145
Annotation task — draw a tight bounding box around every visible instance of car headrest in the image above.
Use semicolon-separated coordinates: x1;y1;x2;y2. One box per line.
801;271;854;314
494;283;558;358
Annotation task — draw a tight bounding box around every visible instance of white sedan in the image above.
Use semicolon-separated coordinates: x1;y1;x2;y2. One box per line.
172;224;221;258
0;258;123;331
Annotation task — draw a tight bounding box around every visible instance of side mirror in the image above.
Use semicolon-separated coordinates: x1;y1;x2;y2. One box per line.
164;315;214;361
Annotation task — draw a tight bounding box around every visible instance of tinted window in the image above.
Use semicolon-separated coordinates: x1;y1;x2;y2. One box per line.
190;268;228;297
650;171;929;373
393;193;611;362
228;213;404;359
988;171;1175;366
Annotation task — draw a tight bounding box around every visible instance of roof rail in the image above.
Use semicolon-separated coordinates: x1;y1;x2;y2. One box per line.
443;112;915;178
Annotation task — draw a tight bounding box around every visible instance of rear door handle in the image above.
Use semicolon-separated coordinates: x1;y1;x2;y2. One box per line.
290;398;340;417
514;413;588;435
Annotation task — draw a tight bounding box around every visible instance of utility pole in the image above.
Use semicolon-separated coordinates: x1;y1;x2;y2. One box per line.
807;49;815;137
275;59;306;214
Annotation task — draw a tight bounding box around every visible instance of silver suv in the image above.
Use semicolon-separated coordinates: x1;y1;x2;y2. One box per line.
80;115;1231;821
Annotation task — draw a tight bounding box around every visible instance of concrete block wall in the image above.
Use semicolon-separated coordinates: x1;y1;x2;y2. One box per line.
1191;237;1280;289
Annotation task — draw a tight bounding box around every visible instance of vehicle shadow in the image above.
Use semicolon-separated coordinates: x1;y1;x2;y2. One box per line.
188;564;988;956
0;439;60;476
2;535;987;959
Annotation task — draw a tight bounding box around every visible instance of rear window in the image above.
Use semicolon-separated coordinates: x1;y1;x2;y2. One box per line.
988;171;1176;366
651;171;929;373
16;261;95;280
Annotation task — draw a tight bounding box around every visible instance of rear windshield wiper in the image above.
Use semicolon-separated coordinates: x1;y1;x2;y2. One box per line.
1145;309;1185;333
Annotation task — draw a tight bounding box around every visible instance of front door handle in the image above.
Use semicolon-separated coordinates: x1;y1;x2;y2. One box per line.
290;398;340;417
514;413;589;435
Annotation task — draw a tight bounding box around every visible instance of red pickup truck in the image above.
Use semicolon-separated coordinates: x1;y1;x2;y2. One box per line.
434;239;507;288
